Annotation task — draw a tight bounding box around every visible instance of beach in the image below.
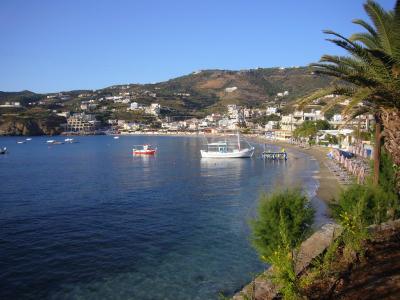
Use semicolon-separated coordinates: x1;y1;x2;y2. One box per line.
250;136;342;205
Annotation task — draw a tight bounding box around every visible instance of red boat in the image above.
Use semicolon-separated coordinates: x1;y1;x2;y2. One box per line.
132;144;157;155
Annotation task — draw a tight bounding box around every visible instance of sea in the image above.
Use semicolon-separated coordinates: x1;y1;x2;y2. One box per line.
0;135;325;300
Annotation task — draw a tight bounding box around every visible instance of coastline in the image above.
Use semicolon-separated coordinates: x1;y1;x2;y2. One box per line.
251;137;342;205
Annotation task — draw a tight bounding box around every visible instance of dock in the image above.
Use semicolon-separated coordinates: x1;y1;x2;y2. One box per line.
262;152;288;160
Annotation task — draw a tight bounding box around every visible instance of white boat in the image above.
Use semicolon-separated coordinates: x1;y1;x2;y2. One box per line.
200;133;254;158
26;138;32;141
64;138;77;143
113;136;120;139
46;140;64;145
17;141;26;144
0;147;7;154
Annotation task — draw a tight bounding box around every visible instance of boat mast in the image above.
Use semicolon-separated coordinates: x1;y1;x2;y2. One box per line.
237;132;241;150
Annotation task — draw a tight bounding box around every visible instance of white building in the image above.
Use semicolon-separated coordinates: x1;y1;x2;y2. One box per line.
66;113;100;132
225;86;238;93
0;101;22;108
265;121;279;131
57;111;70;118
105;96;123;101
123;123;141;131
226;104;244;122
332;114;343;122
280;110;325;132
107;119;118;125
277;91;289;97
266;106;278;115
129;102;139;110
145;103;161;116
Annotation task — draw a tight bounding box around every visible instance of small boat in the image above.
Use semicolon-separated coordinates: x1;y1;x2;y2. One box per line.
132;144;157;155
113;136;120;139
17;141;26;144
200;133;254;158
0;147;7;154
46;140;64;145
64;138;78;143
26;138;32;141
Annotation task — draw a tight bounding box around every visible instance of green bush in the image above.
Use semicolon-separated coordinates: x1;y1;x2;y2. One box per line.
331;184;399;225
251;189;315;261
379;150;399;194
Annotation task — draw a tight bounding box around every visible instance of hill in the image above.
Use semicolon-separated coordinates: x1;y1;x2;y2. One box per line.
97;67;334;116
1;67;334;115
0;90;43;106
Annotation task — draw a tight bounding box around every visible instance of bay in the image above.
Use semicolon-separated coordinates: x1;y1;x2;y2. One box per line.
0;135;320;299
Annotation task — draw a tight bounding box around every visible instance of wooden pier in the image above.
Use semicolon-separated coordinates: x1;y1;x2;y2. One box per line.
262;151;288;160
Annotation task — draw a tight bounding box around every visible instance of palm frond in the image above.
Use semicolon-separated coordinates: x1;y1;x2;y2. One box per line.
349;32;379;49
352;18;378;37
321;95;349;113
342;88;373;116
297;87;339;109
364;0;394;54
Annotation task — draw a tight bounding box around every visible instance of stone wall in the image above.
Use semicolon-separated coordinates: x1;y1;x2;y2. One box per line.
232;219;400;300
232;223;341;300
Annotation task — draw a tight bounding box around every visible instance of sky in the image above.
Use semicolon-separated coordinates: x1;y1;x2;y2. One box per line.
0;0;395;93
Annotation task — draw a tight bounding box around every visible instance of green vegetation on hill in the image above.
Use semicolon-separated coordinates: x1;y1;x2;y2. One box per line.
0;91;43;106
152;67;334;113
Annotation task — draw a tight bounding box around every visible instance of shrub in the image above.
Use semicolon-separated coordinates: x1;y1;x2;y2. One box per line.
379;150;399;194
331;184;399;225
267;215;300;300
251;189;315;261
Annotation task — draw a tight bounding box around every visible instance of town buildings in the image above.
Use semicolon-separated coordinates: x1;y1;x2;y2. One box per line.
65;113;100;133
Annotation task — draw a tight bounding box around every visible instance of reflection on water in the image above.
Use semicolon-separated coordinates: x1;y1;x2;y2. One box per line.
200;158;246;177
130;154;157;189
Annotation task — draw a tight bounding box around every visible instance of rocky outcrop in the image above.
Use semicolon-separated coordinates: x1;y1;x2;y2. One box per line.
0;116;66;136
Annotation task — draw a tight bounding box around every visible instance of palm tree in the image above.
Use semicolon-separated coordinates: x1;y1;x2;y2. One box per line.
299;0;400;186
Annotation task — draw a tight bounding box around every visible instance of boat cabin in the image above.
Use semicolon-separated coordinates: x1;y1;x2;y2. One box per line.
206;142;229;153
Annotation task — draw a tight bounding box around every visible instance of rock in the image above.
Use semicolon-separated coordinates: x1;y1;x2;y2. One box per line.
0;116;66;136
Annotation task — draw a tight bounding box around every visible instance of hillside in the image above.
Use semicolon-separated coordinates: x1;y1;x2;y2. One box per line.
1;67;334;115
153;67;332;111
101;67;334;115
0;90;43;106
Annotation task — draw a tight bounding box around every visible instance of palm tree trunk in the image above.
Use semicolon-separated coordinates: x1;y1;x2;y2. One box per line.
381;108;400;166
373;113;381;186
381;108;400;190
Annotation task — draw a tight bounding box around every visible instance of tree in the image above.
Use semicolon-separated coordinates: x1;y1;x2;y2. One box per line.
293;120;330;145
299;0;400;186
253;114;281;126
251;189;314;260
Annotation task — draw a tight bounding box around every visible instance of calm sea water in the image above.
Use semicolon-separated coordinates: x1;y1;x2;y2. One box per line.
0;135;322;300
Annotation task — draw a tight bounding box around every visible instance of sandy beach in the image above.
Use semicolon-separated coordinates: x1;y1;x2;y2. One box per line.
250;136;342;205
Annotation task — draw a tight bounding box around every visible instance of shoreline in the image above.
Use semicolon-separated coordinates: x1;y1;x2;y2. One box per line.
250;137;342;205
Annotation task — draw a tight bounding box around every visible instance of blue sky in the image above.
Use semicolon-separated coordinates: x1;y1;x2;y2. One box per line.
0;0;395;93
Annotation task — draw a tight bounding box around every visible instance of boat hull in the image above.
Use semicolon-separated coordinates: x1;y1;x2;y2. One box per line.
200;147;254;158
133;150;156;155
